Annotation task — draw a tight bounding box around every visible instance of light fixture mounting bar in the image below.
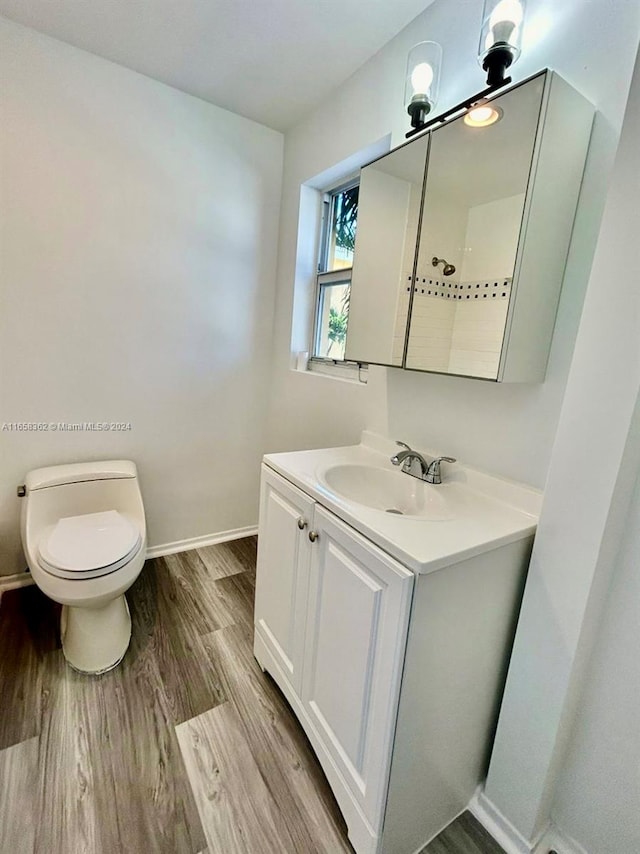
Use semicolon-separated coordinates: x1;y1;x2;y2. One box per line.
405;80;508;138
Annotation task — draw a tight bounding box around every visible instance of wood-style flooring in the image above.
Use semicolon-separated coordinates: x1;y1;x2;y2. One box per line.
0;536;506;854
421;811;507;854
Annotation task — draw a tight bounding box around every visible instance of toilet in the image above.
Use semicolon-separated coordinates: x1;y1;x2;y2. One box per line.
20;460;147;674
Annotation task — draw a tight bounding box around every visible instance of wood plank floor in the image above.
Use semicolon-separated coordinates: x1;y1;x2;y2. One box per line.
0;538;349;853
421;811;506;853
0;536;505;854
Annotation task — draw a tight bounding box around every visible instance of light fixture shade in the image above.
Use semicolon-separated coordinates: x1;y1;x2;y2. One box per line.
404;41;442;129
478;0;525;86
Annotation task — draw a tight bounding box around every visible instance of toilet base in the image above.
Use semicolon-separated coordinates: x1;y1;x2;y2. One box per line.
60;595;132;674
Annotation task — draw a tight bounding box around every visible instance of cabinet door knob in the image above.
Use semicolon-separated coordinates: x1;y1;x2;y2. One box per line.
297;517;307;530
308;531;319;543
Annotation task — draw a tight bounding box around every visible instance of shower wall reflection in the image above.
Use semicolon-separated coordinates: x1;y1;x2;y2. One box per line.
405;75;543;378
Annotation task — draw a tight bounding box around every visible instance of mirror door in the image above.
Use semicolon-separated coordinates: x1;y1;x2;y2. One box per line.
346;135;429;366
405;75;545;379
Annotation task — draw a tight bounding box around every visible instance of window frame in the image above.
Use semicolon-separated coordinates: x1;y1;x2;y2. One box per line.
310;177;365;373
312;267;353;361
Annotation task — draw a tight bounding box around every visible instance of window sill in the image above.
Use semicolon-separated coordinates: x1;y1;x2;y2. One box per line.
303;358;368;384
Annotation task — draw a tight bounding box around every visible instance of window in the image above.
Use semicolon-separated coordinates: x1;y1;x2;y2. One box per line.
312;181;359;362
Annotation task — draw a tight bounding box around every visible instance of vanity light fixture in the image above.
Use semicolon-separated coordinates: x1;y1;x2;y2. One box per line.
403;4;524;138
404;41;442;137
464;102;503;127
478;0;526;87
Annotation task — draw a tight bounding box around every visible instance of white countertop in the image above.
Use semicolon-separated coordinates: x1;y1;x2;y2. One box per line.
263;432;541;575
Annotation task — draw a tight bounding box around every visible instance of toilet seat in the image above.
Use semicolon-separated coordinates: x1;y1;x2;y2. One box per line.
38;510;142;580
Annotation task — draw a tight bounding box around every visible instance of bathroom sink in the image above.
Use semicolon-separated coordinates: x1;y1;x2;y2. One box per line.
320;463;453;520
264;433;541;572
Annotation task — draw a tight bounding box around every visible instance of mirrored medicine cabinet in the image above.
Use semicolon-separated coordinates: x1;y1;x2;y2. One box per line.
345;70;594;382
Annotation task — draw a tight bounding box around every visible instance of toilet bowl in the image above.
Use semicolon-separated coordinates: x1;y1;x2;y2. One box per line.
20;460;147;674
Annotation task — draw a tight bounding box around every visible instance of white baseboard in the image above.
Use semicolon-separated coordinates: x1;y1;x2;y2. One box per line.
0;527;258;599
469;789;543;854
538;825;589;854
145;525;258;559
0;571;35;599
468;790;589;854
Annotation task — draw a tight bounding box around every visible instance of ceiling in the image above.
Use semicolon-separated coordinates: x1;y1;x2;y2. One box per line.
0;0;433;131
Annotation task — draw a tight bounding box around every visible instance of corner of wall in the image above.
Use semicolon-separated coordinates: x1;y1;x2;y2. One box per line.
469;788;543;854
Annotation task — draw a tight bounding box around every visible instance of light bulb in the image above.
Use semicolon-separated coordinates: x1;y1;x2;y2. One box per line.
488;0;523;45
478;0;525;86
410;62;434;97
405;42;441;132
489;0;524;28
468;106;493;122
463;104;503;127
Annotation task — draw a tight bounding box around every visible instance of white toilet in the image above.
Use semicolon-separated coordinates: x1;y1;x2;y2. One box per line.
20;460;147;674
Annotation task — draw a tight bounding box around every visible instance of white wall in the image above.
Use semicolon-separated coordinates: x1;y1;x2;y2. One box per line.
484;44;640;847
0;18;283;575
416;193;467;280
551;435;640;854
265;0;640;489
445;194;522;379
460;194;524;282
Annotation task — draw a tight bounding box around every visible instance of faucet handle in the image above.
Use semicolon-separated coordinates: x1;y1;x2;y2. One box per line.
425;456;456;484
395;440;412;451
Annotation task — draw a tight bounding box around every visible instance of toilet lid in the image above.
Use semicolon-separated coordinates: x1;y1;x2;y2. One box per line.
38;510;141;573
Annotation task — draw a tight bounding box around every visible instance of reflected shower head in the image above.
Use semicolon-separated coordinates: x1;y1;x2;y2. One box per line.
432;256;456;276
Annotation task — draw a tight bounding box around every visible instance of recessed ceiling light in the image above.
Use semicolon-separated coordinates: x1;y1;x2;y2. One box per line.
464;104;503;127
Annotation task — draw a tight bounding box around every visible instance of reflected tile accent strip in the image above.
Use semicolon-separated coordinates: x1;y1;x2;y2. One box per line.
411;277;512;300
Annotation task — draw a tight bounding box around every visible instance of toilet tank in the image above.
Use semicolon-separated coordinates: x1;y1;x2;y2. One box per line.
21;460;146;546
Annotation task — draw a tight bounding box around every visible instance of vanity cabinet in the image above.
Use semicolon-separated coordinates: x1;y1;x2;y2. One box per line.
301;505;413;828
346;70;593;382
254;462;533;854
254;465;413;849
253;467;314;692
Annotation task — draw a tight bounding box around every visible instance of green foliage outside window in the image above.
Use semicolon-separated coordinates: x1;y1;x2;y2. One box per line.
332;185;359;254
328;184;358;347
327;306;348;355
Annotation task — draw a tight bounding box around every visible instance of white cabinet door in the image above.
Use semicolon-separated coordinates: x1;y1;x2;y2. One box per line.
301;506;414;828
254;466;314;693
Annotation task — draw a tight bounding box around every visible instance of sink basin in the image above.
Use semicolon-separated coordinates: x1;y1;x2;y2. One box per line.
320;464;454;520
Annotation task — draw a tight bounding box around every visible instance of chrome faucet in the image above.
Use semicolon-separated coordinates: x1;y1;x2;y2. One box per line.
391;441;430;479
391;441;456;485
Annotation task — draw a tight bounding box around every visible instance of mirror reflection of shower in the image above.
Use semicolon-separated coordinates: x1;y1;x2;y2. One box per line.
432;256;456;276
